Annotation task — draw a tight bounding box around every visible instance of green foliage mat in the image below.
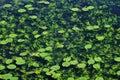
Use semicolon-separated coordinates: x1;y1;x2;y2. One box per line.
0;0;120;80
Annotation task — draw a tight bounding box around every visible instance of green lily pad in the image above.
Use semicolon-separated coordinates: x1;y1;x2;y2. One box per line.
117;70;120;75
18;9;26;13
77;77;87;80
38;1;50;4
93;63;100;69
85;44;92;49
70;60;78;65
95;77;104;80
67;77;74;80
71;8;79;11
62;62;70;67
5;59;13;64
114;57;120;62
88;59;95;64
52;73;61;79
15;57;26;65
50;65;60;71
77;63;86;68
7;64;16;69
3;4;12;8
24;4;32;8
0;65;5;70
0;73;13;79
32;62;39;67
94;57;102;62
29;15;37;19
96;36;105;41
63;57;71;62
9;33;17;38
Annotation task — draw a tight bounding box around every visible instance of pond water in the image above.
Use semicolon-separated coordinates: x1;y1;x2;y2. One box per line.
0;0;120;80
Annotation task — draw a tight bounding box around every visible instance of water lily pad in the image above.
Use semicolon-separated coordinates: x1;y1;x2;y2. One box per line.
77;63;86;68
52;73;61;79
71;8;79;11
114;57;120;62
32;62;39;67
18;9;26;13
70;60;78;65
0;73;13;79
24;4;32;8
104;24;111;28
39;53;49;58
0;40;8;45
95;77;104;80
94;57;102;62
67;77;74;80
15;57;26;65
9;33;17;38
3;4;12;8
5;59;13;64
85;44;92;49
29;15;37;19
7;64;16;69
93;63;100;69
38;1;50;4
62;62;70;67
77;77;87;80
50;65;60;71
0;65;5;70
63;57;71;62
88;59;95;64
117;70;120;75
96;36;105;41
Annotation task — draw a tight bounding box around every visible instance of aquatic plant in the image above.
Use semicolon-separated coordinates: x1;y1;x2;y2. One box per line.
0;0;119;79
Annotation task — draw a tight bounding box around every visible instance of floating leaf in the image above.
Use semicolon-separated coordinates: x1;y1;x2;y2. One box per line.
96;36;105;41
95;77;104;80
0;65;5;70
63;57;71;62
7;64;16;69
93;63;100;69
38;1;50;4
62;62;70;67
114;57;120;62
50;65;60;71
71;8;79;11
29;15;37;19
77;63;86;68
85;44;92;49
88;59;95;64
15;57;26;65
3;4;12;8
9;33;17;38
67;77;74;80
94;57;102;62
70;60;78;65
117;70;120;75
18;9;26;13
5;59;13;64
